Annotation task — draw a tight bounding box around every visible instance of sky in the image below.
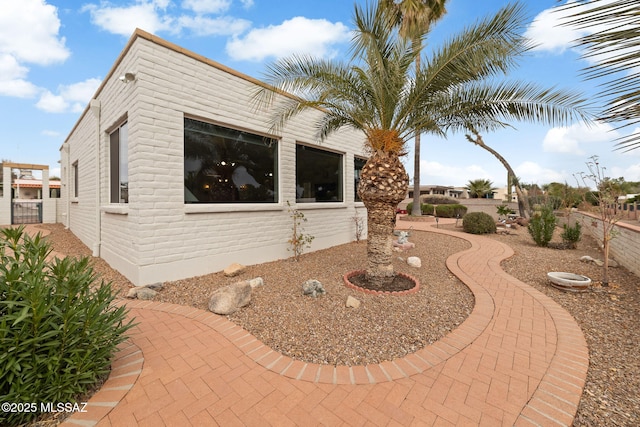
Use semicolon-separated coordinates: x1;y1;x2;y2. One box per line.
1;0;639;189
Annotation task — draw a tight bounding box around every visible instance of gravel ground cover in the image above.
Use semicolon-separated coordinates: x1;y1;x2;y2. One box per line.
37;222;639;426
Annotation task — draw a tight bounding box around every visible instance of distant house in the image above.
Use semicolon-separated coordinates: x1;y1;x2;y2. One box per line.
59;29;368;286
0;163;58;225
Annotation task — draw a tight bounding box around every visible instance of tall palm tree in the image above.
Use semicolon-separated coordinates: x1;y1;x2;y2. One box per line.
466;179;497;199
256;1;591;290
381;0;449;217
465;130;530;217
560;0;640;151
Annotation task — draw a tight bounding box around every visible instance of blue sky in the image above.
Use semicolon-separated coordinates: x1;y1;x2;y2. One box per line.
2;0;639;188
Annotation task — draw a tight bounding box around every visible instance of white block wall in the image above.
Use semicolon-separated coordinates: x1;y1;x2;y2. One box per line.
61;30;369;286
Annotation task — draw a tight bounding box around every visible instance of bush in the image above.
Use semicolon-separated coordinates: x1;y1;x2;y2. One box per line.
561;221;582;249
527;205;558;247
436;204;468;218
0;227;133;426
462;212;496;234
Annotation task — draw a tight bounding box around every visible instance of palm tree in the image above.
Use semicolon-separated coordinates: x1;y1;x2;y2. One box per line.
256;1;591;290
381;0;449;217
560;0;640;151
466;179;497;199
465;130;530;217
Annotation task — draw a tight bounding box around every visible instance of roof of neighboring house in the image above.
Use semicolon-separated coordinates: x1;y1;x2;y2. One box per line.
12;179;60;188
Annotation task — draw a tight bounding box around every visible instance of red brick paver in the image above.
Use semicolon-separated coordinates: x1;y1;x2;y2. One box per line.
51;218;588;426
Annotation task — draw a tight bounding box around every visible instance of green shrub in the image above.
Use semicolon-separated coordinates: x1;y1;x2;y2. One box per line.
0;227;133;426
527;205;558;247
422;196;459;205
561;221;582;249
436;204;468;218
462;212;496;234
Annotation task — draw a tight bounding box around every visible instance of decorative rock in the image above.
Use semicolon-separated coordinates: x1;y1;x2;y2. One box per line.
346;296;361;308
247;277;264;288
224;263;246;277
208;281;252;315
145;282;164;290
393;241;415;251
302;279;326;298
126;288;138;299
407;256;422;268
136;287;157;300
397;231;410;244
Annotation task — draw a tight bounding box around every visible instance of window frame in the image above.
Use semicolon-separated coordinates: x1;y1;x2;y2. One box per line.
109;121;128;204
295;143;344;204
183;117;279;205
72;161;79;199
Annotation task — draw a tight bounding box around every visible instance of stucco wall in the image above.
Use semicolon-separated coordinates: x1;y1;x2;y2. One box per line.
62;30;369;286
572;211;640;278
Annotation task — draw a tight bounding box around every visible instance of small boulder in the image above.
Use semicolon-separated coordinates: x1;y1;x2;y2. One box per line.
126;288;138;299
247;277;264;288
302;279;326;298
208;281;252;315
224;263;246;277
136;287;157;301
407;256;422;268
346;296;361;308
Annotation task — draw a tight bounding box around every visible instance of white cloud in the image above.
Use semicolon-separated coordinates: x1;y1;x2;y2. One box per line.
36;78;102;113
524;3;587;54
226;17;350;61
42;130;62;137
515;161;566;184
542;122;618;154
182;0;231;14
177;15;250;36
0;0;70;65
0;54;39;98
83;1;174;36
418;160;502;187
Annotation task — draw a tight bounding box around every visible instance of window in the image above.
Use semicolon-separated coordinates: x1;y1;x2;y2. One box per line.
296;144;343;203
354;157;366;202
72;162;78;198
110;122;128;203
184;118;278;203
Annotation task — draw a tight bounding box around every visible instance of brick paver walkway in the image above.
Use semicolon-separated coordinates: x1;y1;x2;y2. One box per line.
50;219;588;426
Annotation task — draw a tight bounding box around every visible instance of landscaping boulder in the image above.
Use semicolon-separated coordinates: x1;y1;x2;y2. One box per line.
302;279;326;298
208;281;252;315
346;296;361;308
136;287;158;300
224;263;246;277
407;256;422;268
247;277;264;288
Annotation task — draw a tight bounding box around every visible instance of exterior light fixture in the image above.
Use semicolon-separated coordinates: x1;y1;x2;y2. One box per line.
119;72;136;83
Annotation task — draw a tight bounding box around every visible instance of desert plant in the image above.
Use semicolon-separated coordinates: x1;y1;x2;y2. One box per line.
353;213;365;242
0;226;132;426
462;212;497;234
435;204;468;218
527;205;558;247
286;201;314;261
496;204;514;219
561;221;582;249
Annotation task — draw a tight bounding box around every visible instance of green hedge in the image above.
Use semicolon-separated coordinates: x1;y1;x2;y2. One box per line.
462;212;496;234
0;227;133;426
406;202;468;218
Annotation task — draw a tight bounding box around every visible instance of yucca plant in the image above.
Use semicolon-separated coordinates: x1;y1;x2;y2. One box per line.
0;227;133;425
256;1;591;290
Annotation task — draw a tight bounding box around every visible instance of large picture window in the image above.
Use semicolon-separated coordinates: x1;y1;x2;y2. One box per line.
296;144;343;203
184;118;278;203
109;122;128;203
354;156;366;202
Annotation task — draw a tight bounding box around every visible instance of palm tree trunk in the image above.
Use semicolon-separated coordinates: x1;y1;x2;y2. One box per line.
467;132;530;218
411;132;422;216
358;152;409;290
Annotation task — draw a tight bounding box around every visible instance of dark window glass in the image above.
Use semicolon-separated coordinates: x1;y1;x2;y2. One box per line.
110;122;128;203
184;118;278;203
296;145;343;203
354;157;366;202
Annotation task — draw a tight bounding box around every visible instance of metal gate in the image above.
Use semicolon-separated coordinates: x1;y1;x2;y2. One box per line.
11;201;43;224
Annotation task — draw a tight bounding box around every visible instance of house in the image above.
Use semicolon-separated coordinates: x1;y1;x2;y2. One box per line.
0;163;58;225
59;29;368;286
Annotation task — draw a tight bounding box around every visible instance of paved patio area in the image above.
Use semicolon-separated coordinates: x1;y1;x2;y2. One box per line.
55;218;588;426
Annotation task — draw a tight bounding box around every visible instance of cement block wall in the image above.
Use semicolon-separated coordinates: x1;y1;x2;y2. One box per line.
573;211;640;278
